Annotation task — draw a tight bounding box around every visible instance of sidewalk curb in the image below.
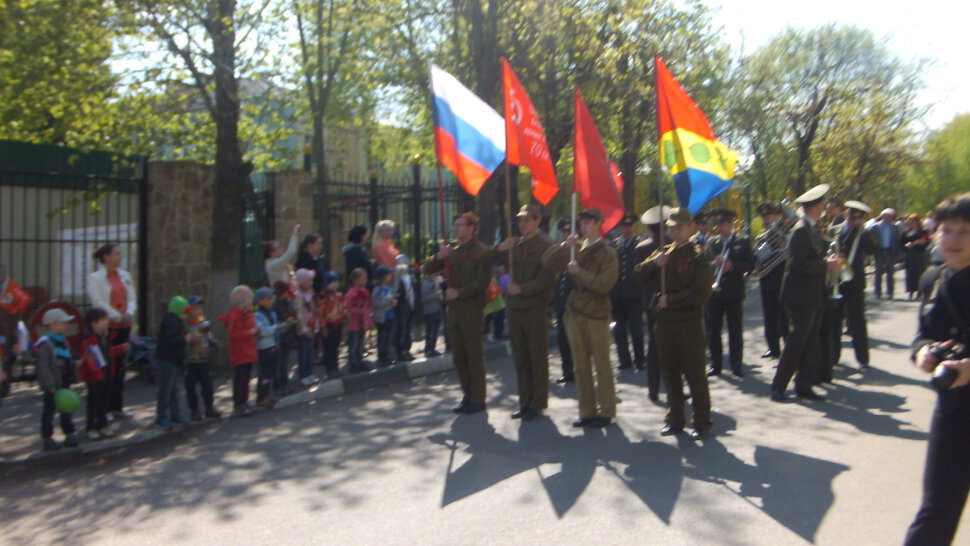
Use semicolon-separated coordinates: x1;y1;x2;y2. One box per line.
1;341;513;467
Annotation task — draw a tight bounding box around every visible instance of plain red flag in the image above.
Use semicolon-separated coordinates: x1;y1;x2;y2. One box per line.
573;89;624;233
502;58;558;205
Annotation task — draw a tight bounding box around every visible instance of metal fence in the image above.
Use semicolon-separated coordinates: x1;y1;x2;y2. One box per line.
0;140;148;336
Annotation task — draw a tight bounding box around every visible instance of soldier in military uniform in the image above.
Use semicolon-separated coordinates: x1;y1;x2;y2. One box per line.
835;200;878;372
635;207;714;439
610;213;649;370
542;208;619;428
706;209;755;377
552;218;576;383
770;184;843;402
485;205;555;420
691;212;713;250
754;203;790;359
422;212;493;414
636;205;672;402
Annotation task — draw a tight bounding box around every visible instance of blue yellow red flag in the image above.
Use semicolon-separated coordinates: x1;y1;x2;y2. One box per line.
655;56;738;214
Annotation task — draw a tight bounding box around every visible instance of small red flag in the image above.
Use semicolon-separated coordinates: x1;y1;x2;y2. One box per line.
502;58;558;205
573;89;625;233
0;278;33;314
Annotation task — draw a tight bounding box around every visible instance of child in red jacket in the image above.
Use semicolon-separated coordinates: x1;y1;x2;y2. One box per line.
78;307;128;440
220;285;258;417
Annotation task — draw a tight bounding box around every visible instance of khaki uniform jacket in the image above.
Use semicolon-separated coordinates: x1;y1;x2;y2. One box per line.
542;239;618;320
422;240;492;309
483;232;555;310
634;242;714;322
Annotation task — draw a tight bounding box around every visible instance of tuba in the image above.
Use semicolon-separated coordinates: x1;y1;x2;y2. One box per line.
751;206;797;280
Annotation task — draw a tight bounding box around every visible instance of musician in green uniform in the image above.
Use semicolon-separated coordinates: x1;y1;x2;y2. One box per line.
634;207;715;439
542;207;619;428
484;205;555;420
422;212;492;414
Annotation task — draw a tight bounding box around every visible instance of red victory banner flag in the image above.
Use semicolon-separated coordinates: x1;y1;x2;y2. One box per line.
0;278;33;314
573;89;625;233
502;58;558;205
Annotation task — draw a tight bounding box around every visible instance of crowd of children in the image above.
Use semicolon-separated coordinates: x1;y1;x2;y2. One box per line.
30;253;451;450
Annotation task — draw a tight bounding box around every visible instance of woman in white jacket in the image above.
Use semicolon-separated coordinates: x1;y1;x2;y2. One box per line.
87;244;137;419
264;224;301;285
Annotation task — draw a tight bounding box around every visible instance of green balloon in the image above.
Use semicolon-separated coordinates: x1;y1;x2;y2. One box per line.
54;388;81;414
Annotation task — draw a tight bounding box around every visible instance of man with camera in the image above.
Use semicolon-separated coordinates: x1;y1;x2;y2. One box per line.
905;192;970;545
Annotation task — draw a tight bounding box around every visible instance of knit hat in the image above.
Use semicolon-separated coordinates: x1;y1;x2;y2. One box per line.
322;271;340;287
254;287;276;303
374;265;393;281
168;296;190;315
295;268;316;286
229;285;253;306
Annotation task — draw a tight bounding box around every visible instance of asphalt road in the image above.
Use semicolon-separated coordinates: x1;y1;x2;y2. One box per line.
1;286;968;545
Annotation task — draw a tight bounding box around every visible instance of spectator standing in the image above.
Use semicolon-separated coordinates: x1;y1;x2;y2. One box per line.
264;224;301;285
220;286;258;417
35;309;80;451
254;287;285;408
183;296;221;421
394;254;416;362
902;213;930;300
86;243;136;420
154;296;193;429
78;307;125;439
342;225;373;284
294;268;320;386
870;208;903;299
422;273;444;357
317;272;346;379
271;281;297;394
296;234;329;293
344;268;373;374
372;265;397;367
372;219;401;269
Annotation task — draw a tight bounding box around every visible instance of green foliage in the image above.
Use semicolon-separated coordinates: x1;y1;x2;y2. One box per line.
905;114;970;214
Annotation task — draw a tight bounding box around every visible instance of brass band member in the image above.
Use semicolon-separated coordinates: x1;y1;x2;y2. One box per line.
770;184;843;402
635;207;714;439
611;213;649;371
835;200;878;372
706;209;755;377
636;205;673;403
754;203;791;358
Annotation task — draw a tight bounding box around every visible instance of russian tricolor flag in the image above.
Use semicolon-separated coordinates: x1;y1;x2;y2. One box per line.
430;64;506;196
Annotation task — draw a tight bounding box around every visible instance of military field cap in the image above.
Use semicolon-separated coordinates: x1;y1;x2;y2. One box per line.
845;200;872;218
666;207;694;227
42;308;76;325
710;208;737;223
640;205;672;225
618;212;639;226
557;218;573;232
757;202;783;216
794;184;830;205
578;207;605;223
515;204;541;219
693;211;711;223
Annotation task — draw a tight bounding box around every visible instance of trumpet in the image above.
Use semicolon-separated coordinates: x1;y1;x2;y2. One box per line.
711;235;732;290
751;208;797;280
826;241;853;298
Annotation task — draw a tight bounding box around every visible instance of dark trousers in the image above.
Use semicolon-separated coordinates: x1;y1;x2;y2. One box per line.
611;298;645;368
424;311;442;353
322;324;341;373
346;330;364;371
874;248;896;298
85;380;110;431
555;309;574;379
233;363;254;408
645;309;661;400
395;311;412;356
707;295;744;373
818;297;843;383
185;362;215;412
107;327;130;412
655;319;711;430
841;287;870;366
275;343;294;390
508;306;550;410
155;358;183;423
376;320;394;362
41;375;76;439
771;303;823;393
759;285;788;355
257;348;278;402
905;389;970;546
